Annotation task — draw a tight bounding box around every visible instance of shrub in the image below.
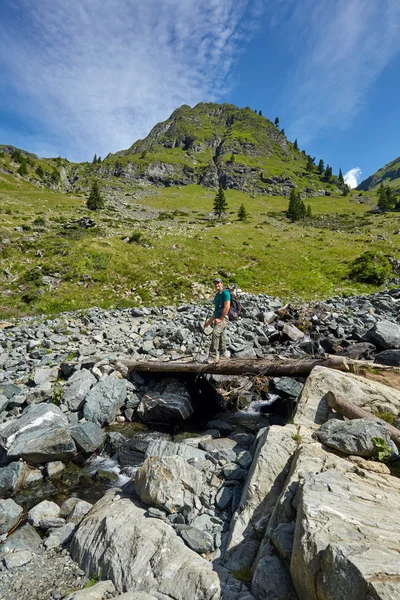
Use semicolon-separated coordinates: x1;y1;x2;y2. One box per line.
349;251;392;285
128;231;142;244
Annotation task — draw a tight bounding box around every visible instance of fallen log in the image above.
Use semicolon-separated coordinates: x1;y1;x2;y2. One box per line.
123;356;350;377
326;391;400;450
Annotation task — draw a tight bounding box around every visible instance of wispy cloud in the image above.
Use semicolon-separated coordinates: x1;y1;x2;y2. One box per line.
344;167;362;188
284;0;400;143
0;0;260;160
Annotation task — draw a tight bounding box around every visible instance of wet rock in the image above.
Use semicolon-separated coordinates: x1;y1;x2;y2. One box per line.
137;377;193;423
70;422;106;453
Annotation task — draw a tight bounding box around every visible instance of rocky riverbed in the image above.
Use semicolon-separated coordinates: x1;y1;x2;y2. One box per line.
1;289;400;599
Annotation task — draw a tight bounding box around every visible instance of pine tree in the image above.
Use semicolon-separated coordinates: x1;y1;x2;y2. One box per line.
338;168;344;184
281;128;285;135
293;139;299;151
343;184;349;196
92;154;97;164
17;159;28;176
140;150;147;159
36;165;44;178
258;110;263;116
97;156;102;163
237;203;248;221
325;164;332;179
306;204;312;218
274;117;279;127
306;156;314;173
11;149;22;163
287;188;299;221
377;183;396;212
213;187;228;219
87;180;104;210
317;159;324;175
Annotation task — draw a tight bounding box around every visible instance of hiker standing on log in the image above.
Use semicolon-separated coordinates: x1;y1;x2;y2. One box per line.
204;277;231;362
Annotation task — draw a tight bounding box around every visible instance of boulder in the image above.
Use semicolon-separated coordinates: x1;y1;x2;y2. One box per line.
294;366;400;429
44;522;76;548
222;425;299;572
137;377;193;423
177;525;214;553
135;455;203;514
338;342;376;360
83;373;127;426
0;523;42;553
251;544;298;600
70;422;106;453
145;439;207;462
364;320;400;350
0;403;76;464
315;418;394;457
0;498;23;535
0;461;31;495
375;349;400;366
63;368;97;411
4;550;33;569
70;489;253;599
282;323;304;342
291;466;400;600
28;500;60;527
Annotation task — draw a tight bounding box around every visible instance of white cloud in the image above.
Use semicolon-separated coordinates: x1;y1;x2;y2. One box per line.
344;167;362;188
0;0;260;161
284;0;400;143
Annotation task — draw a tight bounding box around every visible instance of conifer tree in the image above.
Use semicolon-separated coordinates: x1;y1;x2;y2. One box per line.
293;139;299;151
306;156;314;173
274;117;279;127
213;187;228;219
287;188;299;221
17;159;28;176
281;128;285;135
97;156;102;163
317;159;324;175
259;110;263;116
11;149;22;163
338;168;344;184
306;204;312;218
237;203;248;221
377;183;396;212
343;184;349;196
92;154;97;164
325;164;332;179
87;180;104;210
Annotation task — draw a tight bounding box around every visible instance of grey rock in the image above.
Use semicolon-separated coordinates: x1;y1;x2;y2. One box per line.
0;394;8;412
70;489;251;599
365;319;400;350
271;522;295;560
60;497;81;518
294;366;400;429
270;377;304;400
146;438;207;462
375;349;400;366
70;421;106;453
67;500;93;525
31;366;58;386
315;417;394;457
178;525;214;553
4;549;33;569
38;517;66;530
28;500;60;527
216;487;233;511
338;342;376;360
0;498;23;535
0;383;22;399
47;460;65;478
63;368;97;411
137;377;193;423
135;455;203;513
44;522;76;548
0;461;29;495
0;523;42;553
83;373;127;426
251;544;298;600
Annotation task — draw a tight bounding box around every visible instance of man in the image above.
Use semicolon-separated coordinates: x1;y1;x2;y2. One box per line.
204;277;231;361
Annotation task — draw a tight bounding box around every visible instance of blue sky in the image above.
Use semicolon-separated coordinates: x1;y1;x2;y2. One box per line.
1;0;399;187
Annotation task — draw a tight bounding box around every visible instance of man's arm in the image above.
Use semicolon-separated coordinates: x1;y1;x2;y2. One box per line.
216;299;230;323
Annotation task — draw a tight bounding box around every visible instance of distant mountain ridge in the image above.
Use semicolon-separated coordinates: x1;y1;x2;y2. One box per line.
357;155;400;193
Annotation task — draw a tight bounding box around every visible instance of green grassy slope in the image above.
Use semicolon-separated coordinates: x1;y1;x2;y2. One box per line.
357;155;400;193
0;170;397;318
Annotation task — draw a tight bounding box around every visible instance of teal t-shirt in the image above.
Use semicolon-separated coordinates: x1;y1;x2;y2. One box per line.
213;289;231;319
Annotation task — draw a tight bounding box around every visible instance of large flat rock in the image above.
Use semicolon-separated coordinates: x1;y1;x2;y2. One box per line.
293;366;400;429
70;489;254;599
291;466;400;600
